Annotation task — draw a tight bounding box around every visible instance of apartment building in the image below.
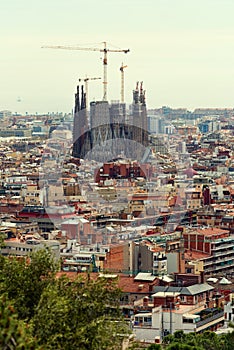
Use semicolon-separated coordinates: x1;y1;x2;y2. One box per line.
1;236;60;261
132;283;224;343
23;183;42;205
184;228;234;276
224;293;234;324
104;240;167;276
185;186;203;210
197;204;234;234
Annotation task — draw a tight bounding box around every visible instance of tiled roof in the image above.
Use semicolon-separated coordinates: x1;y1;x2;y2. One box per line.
56;272;159;294
134;273;157;282
153;283;214;296
186;227;227;236
185;250;210;260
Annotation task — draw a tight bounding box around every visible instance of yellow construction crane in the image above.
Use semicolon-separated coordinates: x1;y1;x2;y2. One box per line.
78;76;101;125
120;63;128;103
78;76;101;109
42;41;130;101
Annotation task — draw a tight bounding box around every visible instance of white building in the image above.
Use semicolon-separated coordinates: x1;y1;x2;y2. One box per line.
224;293;234;324
132;284;224;343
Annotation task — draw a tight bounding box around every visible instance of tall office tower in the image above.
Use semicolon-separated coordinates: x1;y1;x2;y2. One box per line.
148;115;157;133
72;85;90;159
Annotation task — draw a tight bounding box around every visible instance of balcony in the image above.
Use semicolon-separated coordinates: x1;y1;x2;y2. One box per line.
217;255;234;262
212;250;234;258
211;243;234;251
195;310;224;329
133;313;152;328
133;320;152;327
205;262;234;273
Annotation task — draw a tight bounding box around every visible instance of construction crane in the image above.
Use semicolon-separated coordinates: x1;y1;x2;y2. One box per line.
120;63;128;103
78;76;101;109
78;76;101;125
42;41;130;101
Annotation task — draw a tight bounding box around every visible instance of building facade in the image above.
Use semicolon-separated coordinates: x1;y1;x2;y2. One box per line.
72;82;149;161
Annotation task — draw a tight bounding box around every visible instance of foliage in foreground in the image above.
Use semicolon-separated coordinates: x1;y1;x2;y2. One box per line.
1;251;234;349
0;296;41;349
32;275;130;349
161;329;234;350
0;249;58;320
129;326;234;349
0;250;130;349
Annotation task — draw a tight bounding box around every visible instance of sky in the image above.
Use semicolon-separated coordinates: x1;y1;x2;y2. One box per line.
1;0;234;114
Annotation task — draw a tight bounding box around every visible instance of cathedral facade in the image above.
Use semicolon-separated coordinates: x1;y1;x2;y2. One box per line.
72;82;149;161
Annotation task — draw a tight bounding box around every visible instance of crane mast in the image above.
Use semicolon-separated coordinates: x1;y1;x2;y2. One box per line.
120;63;128;103
78;76;101;109
42;42;130;101
103;41;108;101
78;76;101;126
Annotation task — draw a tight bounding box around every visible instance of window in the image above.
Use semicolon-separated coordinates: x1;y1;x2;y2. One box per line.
183;318;193;323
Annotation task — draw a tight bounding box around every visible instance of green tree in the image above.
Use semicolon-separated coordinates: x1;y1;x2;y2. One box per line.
32;275;131;350
1;247;234;350
166;344;199;350
0;295;40;349
147;344;162;349
162;334;176;346
196;331;222;350
0;249;58;320
161;330;233;350
221;330;234;350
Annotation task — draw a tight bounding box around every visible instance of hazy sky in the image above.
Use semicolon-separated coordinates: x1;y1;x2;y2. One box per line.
1;0;234;114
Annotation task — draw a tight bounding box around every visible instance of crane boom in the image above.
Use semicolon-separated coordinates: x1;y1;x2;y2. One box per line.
42;44;129;54
42;42;130;101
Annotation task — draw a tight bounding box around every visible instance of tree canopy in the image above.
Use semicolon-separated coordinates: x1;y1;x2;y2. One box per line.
0;250;234;349
0;295;41;350
0;249;57;320
32;274;130;349
0;250;131;349
161;329;234;350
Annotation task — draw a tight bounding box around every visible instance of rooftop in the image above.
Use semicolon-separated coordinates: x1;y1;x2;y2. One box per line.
134;272;157;282
153;291;181;298
186;227;228;236
153;283;214;296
